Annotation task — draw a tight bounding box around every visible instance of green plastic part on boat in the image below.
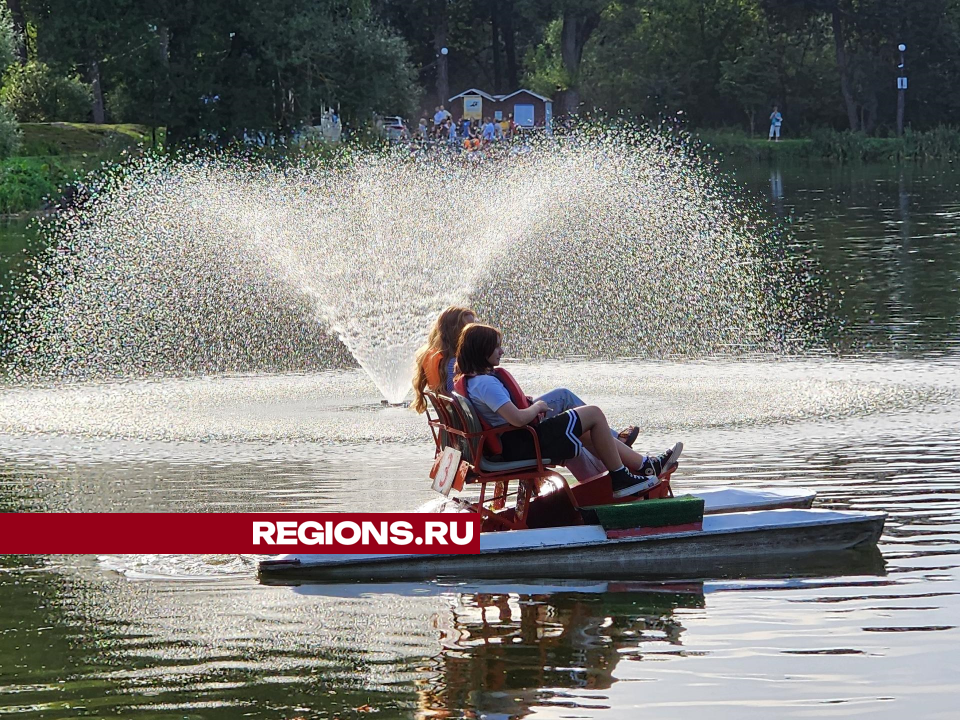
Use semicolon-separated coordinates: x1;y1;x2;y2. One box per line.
583;495;706;530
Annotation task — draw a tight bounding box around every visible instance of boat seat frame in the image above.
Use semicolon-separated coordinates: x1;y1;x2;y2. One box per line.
425;390;579;531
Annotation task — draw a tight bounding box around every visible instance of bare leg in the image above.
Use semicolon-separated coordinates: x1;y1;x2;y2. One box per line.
573;406;626;471
535;388;620;440
581;429;645;471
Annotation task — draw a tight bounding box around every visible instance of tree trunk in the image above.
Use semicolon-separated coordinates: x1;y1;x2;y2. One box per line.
864;91;877;135
559;8;601;116
491;0;503;93
748;109;755;138
434;12;449;106
164;21;189;146
831;10;859;131
88;59;105;124
158;24;170;65
559;88;580;118
7;0;27;63
501;0;518;90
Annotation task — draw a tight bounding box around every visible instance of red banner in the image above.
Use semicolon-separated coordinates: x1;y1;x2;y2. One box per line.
0;513;481;554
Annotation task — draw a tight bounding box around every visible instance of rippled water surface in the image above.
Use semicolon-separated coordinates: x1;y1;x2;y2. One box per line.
2;161;960;719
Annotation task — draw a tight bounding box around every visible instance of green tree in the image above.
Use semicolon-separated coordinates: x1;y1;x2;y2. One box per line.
762;0;960;132
720;42;780;135
524;19;568;98
17;0;420;145
523;0;606;115
579;0;766;126
22;0;136;123
0;4;21;156
0;4;17;69
1;60;91;121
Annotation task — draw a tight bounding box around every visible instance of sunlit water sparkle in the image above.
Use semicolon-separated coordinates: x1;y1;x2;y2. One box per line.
4;128;813;402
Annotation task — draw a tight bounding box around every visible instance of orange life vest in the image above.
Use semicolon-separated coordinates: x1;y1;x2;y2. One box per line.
422;349;444;391
453;368;533;455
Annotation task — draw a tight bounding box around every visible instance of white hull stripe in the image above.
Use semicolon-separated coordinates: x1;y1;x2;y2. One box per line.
565;410;583;457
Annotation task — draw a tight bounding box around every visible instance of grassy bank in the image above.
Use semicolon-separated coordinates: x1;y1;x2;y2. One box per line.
18;122;157;156
0;123;157;215
697;127;960;162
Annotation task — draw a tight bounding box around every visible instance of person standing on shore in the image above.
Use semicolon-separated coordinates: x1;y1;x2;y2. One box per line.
769;105;783;141
481;117;496;146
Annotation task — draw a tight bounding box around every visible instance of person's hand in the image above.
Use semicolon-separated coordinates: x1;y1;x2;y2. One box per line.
533;400;550;414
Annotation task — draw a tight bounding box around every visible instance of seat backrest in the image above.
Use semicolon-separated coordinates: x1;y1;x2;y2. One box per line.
424;391;451;450
434;393;471;462
450;392;486;465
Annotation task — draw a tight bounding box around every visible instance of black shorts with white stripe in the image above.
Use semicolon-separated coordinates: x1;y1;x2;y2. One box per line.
498;410;584;463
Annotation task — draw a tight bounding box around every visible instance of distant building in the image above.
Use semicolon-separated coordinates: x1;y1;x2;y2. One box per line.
447;88;553;131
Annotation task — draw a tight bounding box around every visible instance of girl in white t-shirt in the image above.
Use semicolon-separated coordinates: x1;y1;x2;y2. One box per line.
457;323;681;499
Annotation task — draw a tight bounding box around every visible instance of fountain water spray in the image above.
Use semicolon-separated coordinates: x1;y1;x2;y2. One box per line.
4;126;814;401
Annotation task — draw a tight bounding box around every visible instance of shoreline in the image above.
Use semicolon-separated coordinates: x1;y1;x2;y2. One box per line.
2;122;959;215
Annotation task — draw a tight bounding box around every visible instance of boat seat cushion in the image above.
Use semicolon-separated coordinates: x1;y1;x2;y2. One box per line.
478;456;553;472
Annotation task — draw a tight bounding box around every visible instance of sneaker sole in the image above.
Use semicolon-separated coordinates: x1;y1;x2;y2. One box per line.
659;442;683;476
612;476;662;499
658;461;679;479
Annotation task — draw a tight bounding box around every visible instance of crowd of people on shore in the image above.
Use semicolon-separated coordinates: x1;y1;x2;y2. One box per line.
413;105;521;152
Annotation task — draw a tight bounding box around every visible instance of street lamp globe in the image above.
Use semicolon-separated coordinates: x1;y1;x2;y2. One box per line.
898;44;906;52
440;47;449;55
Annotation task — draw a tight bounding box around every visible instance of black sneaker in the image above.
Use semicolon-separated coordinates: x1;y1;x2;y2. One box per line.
611;468;662;499
639;442;683;478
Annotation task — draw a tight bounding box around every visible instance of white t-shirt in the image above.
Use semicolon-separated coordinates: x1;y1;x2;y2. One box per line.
433;111;446;126
465;374;511;427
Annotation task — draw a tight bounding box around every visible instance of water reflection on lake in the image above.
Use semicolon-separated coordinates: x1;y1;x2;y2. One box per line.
734;160;960;352
1;160;960;719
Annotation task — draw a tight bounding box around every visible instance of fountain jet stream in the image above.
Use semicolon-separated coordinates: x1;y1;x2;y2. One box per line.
4;126;816;402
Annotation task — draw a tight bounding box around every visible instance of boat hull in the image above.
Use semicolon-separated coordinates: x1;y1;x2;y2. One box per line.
259;510;885;584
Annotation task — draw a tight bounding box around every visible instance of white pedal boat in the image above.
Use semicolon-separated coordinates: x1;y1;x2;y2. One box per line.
258;487;884;584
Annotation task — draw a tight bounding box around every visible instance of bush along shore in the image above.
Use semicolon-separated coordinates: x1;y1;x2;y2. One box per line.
697;127;960;162
0;122;156;215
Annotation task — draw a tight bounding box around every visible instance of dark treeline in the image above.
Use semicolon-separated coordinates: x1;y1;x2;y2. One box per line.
5;0;959;142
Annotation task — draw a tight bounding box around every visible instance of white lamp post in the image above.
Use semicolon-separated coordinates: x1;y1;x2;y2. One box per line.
897;43;907;136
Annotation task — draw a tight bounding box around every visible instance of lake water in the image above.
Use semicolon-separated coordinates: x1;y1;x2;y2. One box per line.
1;160;959;719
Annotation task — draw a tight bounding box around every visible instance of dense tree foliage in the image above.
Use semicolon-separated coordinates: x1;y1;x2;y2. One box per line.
0;5;20;156
1;61;90;121
10;0;419;143
2;0;958;142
